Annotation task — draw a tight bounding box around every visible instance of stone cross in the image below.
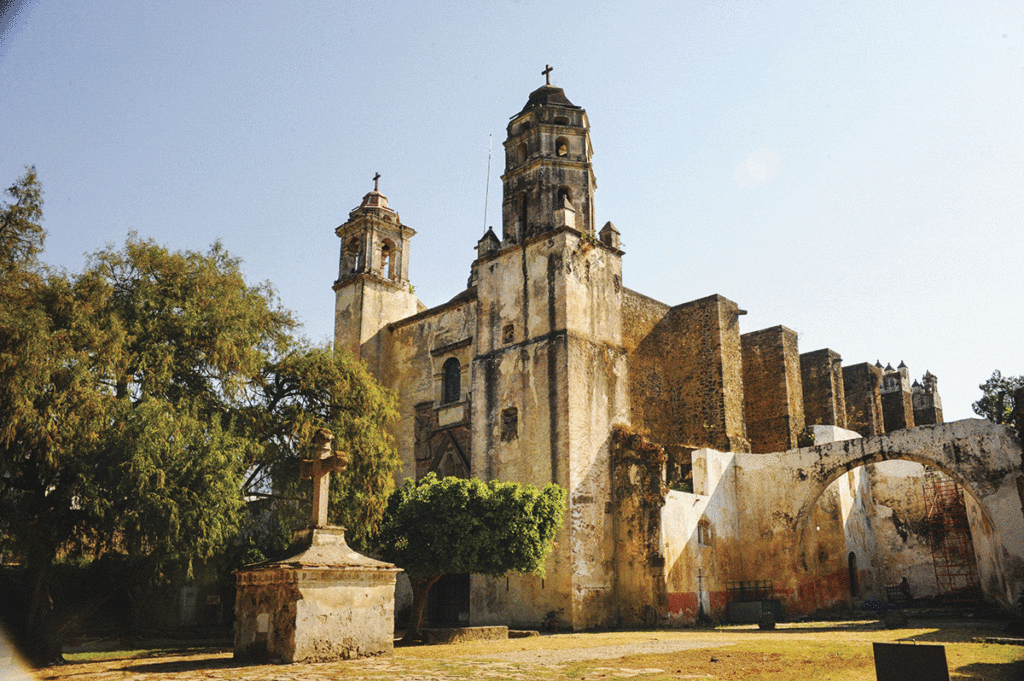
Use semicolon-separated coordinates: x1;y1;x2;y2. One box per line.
373;172;381;191
300;428;348;528
542;64;553;85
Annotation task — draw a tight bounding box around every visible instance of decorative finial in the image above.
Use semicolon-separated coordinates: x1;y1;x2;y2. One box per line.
542;64;553;85
373;172;381;192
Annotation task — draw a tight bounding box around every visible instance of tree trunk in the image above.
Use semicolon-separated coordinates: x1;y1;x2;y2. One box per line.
402;574;442;643
23;557;65;666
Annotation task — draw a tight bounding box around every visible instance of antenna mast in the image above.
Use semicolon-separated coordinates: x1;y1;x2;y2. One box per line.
483;134;492;232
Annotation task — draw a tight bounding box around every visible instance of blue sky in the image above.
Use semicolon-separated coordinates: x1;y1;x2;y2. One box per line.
2;0;1022;420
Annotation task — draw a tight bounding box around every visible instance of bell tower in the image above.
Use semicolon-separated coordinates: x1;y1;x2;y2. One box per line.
333;175;420;368
501;66;596;243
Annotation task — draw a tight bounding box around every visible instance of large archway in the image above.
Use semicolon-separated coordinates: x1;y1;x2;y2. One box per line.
728;420;1023;613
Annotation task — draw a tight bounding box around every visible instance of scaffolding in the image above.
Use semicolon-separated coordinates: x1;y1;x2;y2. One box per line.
922;468;982;602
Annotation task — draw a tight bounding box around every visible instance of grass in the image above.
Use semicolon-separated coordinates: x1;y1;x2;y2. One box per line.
29;621;1024;681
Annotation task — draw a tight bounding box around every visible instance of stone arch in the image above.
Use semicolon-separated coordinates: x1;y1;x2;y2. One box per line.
781;421;1023;608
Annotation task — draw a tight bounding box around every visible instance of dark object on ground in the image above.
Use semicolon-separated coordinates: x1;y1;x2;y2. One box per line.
884;611;908;629
758;613;776;630
873;642;949;681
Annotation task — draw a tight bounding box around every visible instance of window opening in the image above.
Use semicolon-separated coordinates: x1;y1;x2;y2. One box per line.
501;407;518;442
555;136;569;157
442;357;461;404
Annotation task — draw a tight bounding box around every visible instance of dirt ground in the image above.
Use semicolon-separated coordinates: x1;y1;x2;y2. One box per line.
12;619;1024;681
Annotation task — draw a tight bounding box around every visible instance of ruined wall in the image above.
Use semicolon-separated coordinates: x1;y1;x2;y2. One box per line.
801;349;847;429
626;292;749;453
741;326;804;453
843;363;885;437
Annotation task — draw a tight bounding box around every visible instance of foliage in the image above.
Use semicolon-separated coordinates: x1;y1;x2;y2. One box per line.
240;344;400;551
0;168;400;663
972;370;1024;431
373;473;566;639
0;166;45;273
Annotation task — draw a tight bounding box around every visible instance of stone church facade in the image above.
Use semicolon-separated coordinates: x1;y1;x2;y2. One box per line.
332;79;1024;629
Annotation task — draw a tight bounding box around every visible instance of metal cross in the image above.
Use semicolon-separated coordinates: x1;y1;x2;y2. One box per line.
373;172;381;191
299;429;348;528
542;64;553;85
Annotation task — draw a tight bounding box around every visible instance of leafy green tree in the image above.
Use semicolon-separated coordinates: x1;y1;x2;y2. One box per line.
239;344;400;553
0;169;400;663
973;370;1024;433
373;473;566;641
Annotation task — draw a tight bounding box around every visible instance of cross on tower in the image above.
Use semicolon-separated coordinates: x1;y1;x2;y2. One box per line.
299;429;349;528
373;172;381;192
542;64;553;85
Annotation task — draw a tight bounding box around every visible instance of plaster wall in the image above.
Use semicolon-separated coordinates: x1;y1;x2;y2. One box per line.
662;448;739;621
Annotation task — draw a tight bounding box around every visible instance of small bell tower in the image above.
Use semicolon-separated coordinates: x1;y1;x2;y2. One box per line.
501;66;597;243
333;175;420;366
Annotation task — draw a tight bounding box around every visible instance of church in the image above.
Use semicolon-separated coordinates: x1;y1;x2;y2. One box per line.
331;74;1024;629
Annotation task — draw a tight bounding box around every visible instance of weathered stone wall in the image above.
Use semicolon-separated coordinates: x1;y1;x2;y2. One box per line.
386;297;476;482
843;363;885;437
610;428;668;626
626;293;750;453
741;326;804;453
801;348;847;429
881;369;915;432
913;383;944;426
470;228;625;631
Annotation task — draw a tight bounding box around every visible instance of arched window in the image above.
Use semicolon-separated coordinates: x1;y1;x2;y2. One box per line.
346;237;362;273
442;357;461;404
517;143;527;163
380;238;395;279
557;187;572;205
555;136;569;157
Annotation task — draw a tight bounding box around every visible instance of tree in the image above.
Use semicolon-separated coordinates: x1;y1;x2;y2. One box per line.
373;473;566;641
0;166;45;273
0;170;401;664
239;344;400;553
973;370;1024;433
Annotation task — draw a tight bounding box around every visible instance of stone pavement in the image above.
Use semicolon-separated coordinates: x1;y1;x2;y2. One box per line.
29;633;739;681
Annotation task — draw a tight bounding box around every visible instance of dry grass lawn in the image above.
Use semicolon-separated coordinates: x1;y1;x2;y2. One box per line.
19;619;1024;681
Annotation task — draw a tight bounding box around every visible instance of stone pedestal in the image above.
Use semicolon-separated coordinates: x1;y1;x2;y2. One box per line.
234;527;399;663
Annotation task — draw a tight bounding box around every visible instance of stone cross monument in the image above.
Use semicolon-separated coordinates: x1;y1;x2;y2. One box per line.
299;428;347;528
234;429;399;663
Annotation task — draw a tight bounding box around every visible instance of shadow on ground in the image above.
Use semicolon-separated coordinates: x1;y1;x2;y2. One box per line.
116;653;238;674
